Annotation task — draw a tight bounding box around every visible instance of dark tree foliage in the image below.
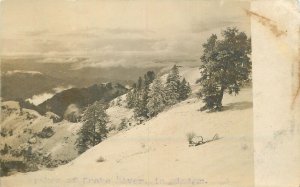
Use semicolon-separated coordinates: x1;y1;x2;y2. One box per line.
76;101;108;154
179;78;192;101
126;67;192;119
137;77;143;90
133;89;149;118
146;78;166;117
165;65;181;105
197;27;251;111
144;71;156;87
126;71;156;118
126;91;134;108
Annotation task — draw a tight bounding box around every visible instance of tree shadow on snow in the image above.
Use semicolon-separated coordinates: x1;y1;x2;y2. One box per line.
222;101;253;111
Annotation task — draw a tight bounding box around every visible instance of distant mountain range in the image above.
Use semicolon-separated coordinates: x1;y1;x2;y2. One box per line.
1;72;65;100
1;57;166;121
1;57;162;101
37;82;128;118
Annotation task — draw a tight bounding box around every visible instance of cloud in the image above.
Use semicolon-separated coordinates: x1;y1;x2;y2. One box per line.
105;28;154;35
64;104;80;117
191;20;242;33
53;85;73;93
4;70;42;75
38;57;84;63
71;57;139;69
1;0;250;68
26;93;55;106
26;85;73;105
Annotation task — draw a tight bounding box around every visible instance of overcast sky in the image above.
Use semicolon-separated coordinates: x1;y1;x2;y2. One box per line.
0;0;250;67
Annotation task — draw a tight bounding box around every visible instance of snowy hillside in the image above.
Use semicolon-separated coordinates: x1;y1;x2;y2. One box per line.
105;67;200;133
106;95;135;132
1;67;253;187
0;101;82;171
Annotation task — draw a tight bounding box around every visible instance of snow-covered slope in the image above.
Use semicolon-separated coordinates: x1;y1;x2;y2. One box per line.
105;67;201;132
106;94;135;132
0;101;82;165
1;77;253;187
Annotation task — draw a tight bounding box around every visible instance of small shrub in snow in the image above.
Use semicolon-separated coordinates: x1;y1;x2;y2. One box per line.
186;132;196;145
25;112;37;120
1;128;8;137
188;133;221;147
0;144;10;155
37;127;55;138
116;97;122;106
191;135;204;146
96;156;105;162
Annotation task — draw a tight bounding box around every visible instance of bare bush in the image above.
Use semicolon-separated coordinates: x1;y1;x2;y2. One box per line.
186;132;196;144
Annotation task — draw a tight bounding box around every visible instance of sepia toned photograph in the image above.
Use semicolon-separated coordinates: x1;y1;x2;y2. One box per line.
0;0;298;187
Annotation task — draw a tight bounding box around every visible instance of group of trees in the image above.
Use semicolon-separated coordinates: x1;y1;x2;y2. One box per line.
75;27;251;154
77;66;191;153
126;71;156;118
126;65;191;118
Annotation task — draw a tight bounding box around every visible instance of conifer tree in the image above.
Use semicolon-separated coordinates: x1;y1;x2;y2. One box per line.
76;101;108;153
126;90;134;108
197;27;251;111
144;71;156;86
127;71;156;118
179;78;192;100
165;65;181;105
147;78;166;117
133;89;149;118
137;77;143;90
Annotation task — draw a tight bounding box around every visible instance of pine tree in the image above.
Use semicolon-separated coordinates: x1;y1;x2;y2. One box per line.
126;90;134;108
128;71;156;118
179;78;192;100
144;71;156;87
132;89;139;107
133;89;149;118
165;65;181;105
197;27;251;111
137;77;143;90
76;101;108;154
132;83;137;89
147;78;166;117
166;65;180;84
